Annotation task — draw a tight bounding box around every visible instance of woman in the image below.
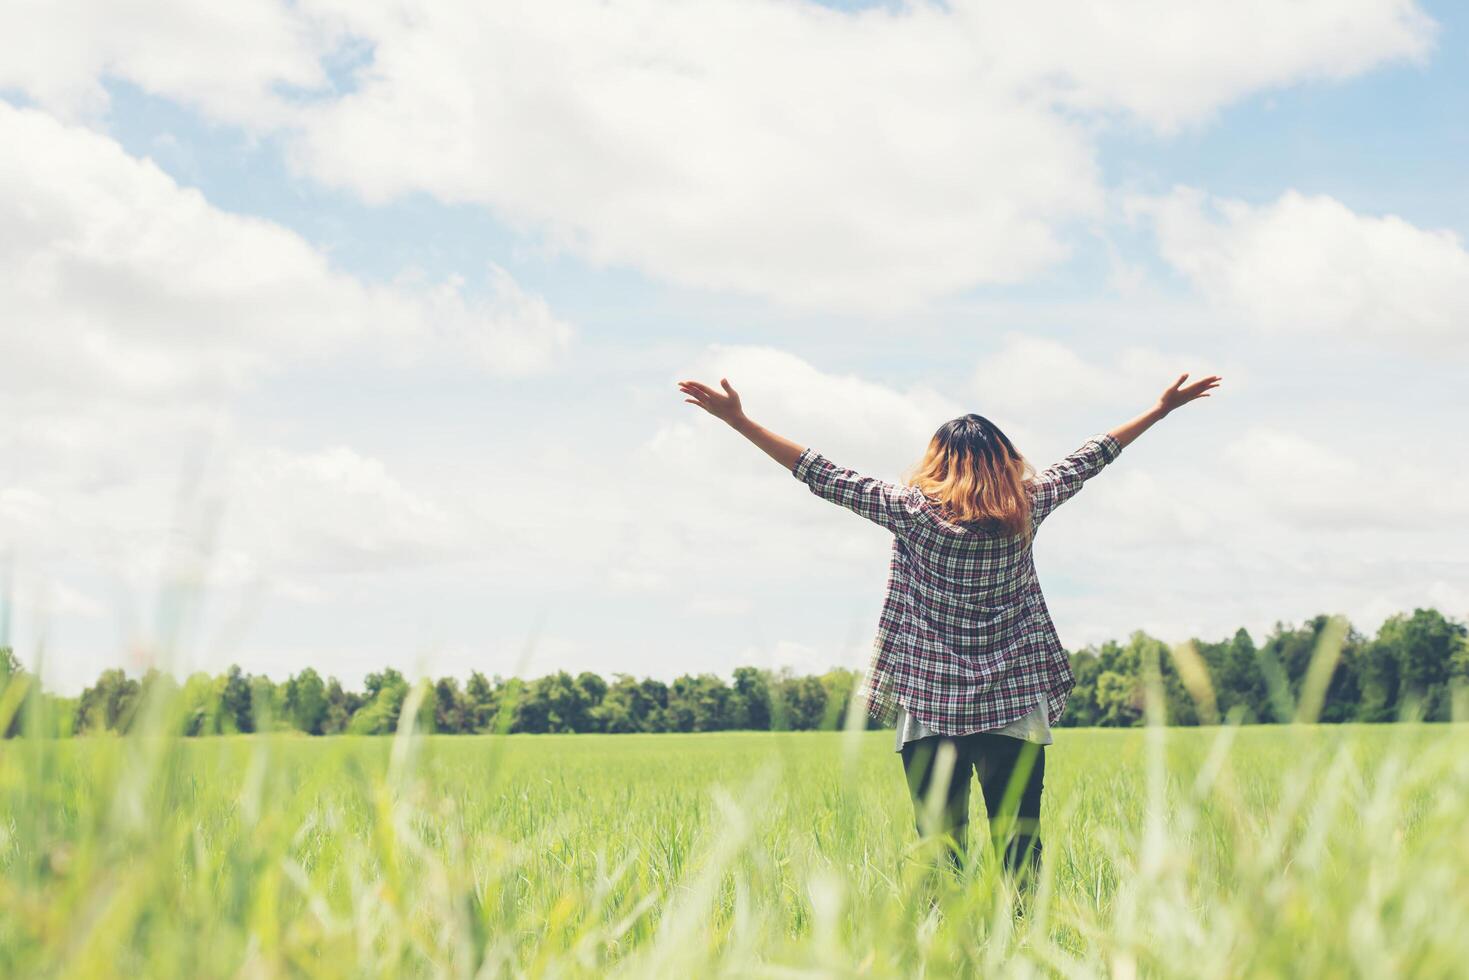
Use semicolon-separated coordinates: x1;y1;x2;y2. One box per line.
676;370;1221;879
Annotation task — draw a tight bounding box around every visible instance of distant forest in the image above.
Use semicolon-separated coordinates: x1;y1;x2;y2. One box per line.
2;607;1466;738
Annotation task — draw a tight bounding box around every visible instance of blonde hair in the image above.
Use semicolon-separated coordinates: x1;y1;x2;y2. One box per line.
907;414;1035;538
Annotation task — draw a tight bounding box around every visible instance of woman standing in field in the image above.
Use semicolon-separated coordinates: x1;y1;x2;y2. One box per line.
676;371;1221;881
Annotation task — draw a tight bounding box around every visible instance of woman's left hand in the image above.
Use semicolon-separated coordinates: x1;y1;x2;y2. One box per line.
678;378;746;426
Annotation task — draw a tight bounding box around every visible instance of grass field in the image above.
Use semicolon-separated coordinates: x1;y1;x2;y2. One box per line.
3;711;1469;977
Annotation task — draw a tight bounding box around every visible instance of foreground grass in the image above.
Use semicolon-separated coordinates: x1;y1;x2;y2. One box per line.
2;718;1468;977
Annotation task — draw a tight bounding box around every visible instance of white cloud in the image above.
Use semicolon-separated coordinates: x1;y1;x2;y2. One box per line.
224;446;462;575
1220;427;1469;532
1132;187;1469;348
0;0;328;122
971;334;1199;420
425;266;574;375
0;102;571;406
974;0;1434;130
965;332;1240;471
0;101;573;640
1;1;1435;312
284;0;1432;311
287;0;1097;314
675;344;959;471
686;595;752;617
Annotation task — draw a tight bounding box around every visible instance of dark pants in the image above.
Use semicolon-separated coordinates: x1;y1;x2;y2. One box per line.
900;732;1045;879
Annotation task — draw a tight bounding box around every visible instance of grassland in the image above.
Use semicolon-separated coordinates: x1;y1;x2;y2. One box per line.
3;712;1468;977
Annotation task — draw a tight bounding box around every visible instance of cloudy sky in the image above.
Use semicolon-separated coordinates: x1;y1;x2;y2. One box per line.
2;0;1466;693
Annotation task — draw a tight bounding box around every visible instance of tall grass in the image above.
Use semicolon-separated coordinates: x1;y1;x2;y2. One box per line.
3;658;1469;977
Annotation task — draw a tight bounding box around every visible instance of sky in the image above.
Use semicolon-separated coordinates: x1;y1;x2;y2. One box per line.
2;0;1466;694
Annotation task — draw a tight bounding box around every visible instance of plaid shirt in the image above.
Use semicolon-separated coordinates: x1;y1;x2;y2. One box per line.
792;433;1123;734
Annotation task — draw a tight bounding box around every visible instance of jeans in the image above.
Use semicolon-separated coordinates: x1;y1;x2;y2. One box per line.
900;731;1045;879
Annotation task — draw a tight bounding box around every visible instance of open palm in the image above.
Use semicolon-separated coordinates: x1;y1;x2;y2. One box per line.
1158;373;1221;414
678;378;746;424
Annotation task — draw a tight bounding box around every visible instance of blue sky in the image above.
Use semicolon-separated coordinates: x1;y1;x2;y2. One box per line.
1;0;1466;692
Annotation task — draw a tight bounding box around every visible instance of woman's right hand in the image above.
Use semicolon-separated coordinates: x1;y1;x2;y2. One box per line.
1156;373;1222;415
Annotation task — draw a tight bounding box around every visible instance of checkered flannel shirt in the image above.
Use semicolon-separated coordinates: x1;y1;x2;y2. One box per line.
792;433;1123;735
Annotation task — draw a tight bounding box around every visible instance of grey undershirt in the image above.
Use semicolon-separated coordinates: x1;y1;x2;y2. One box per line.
894;700;1054;752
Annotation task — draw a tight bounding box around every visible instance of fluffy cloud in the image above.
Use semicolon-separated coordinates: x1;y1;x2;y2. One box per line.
0;103;572;403
970;334;1213;430
287;0;1096;313
1132;187;1469;348
285;0;1433;311
1219;427;1469;532
0;0;327;122
973;0;1433;130
0;101;572;625
0;1;1436;312
225;446;463;576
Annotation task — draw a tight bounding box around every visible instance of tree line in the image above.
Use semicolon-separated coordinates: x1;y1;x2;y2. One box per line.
1;607;1465;738
1065;607;1468;726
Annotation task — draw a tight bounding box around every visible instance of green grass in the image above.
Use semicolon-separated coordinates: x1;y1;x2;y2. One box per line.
3;717;1469;977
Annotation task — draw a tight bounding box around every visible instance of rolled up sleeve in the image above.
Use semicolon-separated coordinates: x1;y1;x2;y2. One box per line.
792;446;823;484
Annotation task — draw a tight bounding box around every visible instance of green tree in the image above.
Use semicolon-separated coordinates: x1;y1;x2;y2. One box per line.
1450;630;1469;719
179;672;223;736
513;672;590;733
1358;630;1400;723
1319;623;1365;723
1061;647;1105;727
666;675;698;732
729;666;772;730
220;665;253;733
574;672;608;732
1373;609;1466;721
349;668;409;734
636;679;670;733
433;677;468;734
465;671;498;732
773;671;827;730
591;674;641;733
2;646;26;738
1216;628;1269;723
75;668;141;733
249;674;282;731
818;668;860;730
1094;670;1142;727
321;677;353;734
284;668;328;735
667;673;732;732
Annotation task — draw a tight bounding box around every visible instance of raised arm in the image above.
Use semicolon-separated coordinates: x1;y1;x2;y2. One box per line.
1031;372;1222;527
676;377;917;533
1107;372;1222;449
677;378;803;469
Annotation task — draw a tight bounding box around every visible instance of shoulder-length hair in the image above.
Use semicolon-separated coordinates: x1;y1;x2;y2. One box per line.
907;414;1034;538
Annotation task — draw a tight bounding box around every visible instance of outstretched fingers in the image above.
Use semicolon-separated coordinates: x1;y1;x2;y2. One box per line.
1186;375;1223;400
676;376;743;423
678;380;724;417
